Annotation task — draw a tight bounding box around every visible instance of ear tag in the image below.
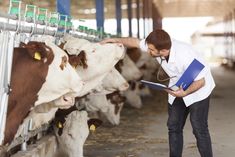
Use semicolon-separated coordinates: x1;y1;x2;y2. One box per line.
57;122;63;128
89;124;96;131
34;52;41;60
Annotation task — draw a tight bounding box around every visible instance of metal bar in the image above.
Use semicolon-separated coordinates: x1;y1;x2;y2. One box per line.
0;12;18;20
57;0;71;32
115;0;122;36
136;0;140;38
0;31;10;144
152;3;162;29
96;0;104;31
142;0;146;38
0;21;64;37
127;0;132;37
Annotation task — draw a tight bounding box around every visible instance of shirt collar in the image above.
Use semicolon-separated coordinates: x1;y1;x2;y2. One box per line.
167;39;176;63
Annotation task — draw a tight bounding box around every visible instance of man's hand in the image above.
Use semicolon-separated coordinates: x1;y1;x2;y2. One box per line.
164;78;205;98
165;86;187;97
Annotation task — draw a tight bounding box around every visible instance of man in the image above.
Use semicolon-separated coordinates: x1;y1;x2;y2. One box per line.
101;29;215;157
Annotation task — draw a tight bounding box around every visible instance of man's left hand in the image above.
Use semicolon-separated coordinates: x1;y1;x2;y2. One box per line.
165;86;187;97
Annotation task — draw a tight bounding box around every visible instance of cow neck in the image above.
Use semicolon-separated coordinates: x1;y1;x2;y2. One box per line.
4;46;54;145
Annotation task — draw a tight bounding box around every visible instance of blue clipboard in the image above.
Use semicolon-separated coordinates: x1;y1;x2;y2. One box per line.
175;59;205;90
141;59;205;91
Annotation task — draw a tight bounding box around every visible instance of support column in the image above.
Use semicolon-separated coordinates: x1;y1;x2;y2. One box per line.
136;0;140;38
57;0;70;16
96;0;104;31
116;0;122;36
57;0;70;32
142;0;146;38
152;2;162;29
127;0;132;37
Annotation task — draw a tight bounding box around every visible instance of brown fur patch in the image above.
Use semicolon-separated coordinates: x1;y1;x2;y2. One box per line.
115;60;124;73
67;51;88;69
106;91;125;115
60;56;67;70
126;48;141;63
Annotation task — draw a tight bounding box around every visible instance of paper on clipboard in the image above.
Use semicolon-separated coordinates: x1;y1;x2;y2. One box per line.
140;80;179;91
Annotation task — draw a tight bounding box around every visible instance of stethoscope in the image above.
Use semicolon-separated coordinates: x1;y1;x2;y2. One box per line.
156;57;176;82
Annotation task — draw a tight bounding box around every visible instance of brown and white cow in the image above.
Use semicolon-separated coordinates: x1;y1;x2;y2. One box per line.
61;35;125;97
3;41;84;145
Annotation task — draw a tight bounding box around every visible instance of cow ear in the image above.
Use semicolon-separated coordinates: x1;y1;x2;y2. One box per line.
25;42;49;61
87;119;102;132
58;42;66;49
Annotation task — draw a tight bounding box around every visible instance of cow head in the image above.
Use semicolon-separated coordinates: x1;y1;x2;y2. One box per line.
54;110;89;157
61;37;125;97
35;40;84;105
104;91;126;125
116;55;143;81
124;81;143;108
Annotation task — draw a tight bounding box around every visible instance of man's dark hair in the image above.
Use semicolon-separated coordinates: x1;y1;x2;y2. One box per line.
145;29;171;50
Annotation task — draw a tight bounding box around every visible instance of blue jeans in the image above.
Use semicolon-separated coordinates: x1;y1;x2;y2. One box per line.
167;96;213;157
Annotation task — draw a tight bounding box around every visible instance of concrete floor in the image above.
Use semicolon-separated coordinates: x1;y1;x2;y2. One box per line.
84;66;235;157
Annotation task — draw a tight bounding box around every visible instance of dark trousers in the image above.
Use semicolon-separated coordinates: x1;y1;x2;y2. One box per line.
167;96;213;157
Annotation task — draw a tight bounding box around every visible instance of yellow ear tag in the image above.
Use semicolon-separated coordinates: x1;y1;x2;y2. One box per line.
34;52;41;60
57;122;63;128
89;124;96;131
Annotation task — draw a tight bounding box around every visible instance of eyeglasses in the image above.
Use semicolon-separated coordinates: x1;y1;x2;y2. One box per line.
156;57;176;82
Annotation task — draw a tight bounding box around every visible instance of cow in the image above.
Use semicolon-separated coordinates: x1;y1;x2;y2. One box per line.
61;35;125;97
3;41;84;145
53;110;102;157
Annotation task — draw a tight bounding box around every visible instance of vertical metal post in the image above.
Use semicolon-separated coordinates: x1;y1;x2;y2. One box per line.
57;0;71;16
152;2;162;29
115;0;122;36
96;0;104;31
142;0;146;38
136;0;140;38
127;0;132;37
0;31;14;145
57;0;70;32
